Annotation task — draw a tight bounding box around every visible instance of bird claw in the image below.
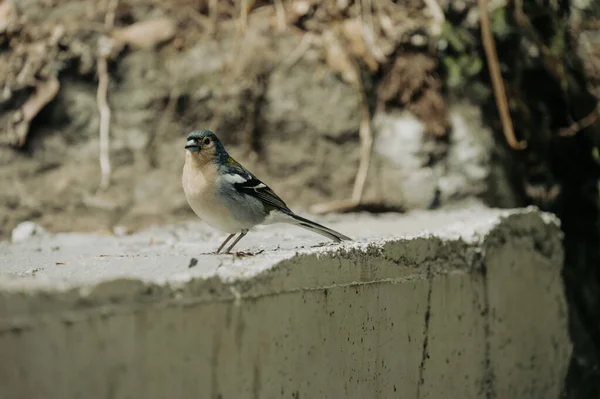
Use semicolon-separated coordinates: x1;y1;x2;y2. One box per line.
233;250;264;258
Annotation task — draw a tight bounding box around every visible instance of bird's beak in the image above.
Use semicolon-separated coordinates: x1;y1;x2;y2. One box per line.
185;139;200;152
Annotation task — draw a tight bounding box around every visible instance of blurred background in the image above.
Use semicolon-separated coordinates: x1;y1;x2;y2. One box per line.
0;0;599;397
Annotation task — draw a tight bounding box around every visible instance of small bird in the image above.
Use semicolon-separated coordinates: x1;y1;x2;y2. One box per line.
182;129;353;254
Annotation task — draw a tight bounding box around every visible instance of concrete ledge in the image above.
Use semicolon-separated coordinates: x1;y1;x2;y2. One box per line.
0;206;570;398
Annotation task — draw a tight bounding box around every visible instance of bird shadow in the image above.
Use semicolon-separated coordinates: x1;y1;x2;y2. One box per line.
191;249;266;258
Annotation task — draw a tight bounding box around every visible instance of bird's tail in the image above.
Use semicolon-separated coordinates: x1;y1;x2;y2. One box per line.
287;213;353;242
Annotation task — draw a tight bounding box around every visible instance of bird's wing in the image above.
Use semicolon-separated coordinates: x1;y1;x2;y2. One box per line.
222;157;291;213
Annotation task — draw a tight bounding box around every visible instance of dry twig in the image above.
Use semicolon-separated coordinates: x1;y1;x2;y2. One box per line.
0;0;15;34
274;0;287;31
280;32;315;70
10;77;60;147
209;0;218;36
423;0;445;37
96;0;118;191
111;17;176;49
239;0;249;34
559;105;600;137
104;0;118;28
479;0;527;150
186;6;210;29
352;91;374;202
96;39;112;191
513;0;598;137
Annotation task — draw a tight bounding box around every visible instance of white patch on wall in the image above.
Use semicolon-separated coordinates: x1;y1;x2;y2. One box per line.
369;102;497;210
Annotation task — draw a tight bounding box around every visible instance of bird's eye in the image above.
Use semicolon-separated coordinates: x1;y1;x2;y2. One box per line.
202;137;211;146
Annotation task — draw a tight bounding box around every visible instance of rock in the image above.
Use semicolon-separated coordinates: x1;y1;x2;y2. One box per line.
11;221;47;243
365;101;518;210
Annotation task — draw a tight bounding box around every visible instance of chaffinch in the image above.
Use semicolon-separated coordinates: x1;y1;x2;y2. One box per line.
182;129;353;254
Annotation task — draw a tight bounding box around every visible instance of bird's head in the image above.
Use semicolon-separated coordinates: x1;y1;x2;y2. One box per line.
184;129;227;166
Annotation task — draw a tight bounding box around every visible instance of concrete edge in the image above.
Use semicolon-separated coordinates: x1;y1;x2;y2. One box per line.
0;207;561;326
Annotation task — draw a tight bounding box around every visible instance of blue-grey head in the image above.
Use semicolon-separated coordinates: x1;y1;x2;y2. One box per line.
185;130;228;165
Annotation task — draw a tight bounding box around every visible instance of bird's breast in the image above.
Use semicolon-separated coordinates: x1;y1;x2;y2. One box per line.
182;160;249;234
182;160;218;214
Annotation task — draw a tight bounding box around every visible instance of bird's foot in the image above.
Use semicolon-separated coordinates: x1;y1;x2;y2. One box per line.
233;249;264;258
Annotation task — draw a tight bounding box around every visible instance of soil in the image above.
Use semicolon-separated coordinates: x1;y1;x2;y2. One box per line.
0;0;440;238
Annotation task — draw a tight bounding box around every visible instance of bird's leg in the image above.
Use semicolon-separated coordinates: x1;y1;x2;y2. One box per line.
224;230;248;254
216;233;236;254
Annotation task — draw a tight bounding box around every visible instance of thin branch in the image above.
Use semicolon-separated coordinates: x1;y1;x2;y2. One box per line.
351;90;373;203
104;0;118;29
279;32;314;70
186;6;210;29
559;105;600;136
479;0;527;150
274;0;287;31
239;0;249;34
360;0;386;63
96;0;118;191
514;0;566;89
11;77;60;147
423;0;445;37
209;0;218;36
96;41;112;191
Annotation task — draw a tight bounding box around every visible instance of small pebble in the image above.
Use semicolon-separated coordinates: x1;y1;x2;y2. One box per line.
11;221;47;243
112;225;129;237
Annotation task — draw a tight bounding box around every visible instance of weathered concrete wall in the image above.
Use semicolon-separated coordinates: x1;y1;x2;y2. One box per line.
0;206;570;398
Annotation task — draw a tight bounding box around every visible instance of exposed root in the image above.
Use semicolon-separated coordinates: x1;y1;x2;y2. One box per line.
479;0;527;150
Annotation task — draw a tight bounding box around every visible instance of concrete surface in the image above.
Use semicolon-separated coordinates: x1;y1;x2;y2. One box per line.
0;205;570;398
